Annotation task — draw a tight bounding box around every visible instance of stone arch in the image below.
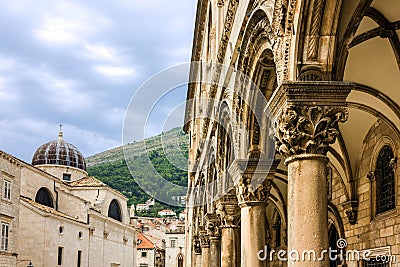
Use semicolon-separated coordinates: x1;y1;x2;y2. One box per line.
215;100;238;195
35;187;54;208
327;204;346;266
108;199;122;222
234;8;279;161
267;200;287;249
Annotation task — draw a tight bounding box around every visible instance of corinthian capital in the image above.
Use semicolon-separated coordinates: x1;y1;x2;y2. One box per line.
272;105;348;157
267;81;353;158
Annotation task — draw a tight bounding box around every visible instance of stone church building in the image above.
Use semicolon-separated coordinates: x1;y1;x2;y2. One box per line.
0;131;137;266
184;0;400;266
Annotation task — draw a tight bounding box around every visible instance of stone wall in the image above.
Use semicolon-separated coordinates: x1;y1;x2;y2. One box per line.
0;152;21;267
330;119;400;266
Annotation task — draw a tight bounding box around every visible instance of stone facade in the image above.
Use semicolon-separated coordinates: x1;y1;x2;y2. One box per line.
166;228;185;267
0;132;137;267
185;0;400;266
16;162;137;267
0;151;21;267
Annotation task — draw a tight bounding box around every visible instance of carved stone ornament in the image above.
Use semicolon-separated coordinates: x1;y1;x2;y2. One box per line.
273;105;348;157
236;178;272;204
228;159;279;205
345;209;358;225
267;82;353;158
206;220;220;237
193;236;202;254
216;203;240;228
199;230;210;248
343;200;359;225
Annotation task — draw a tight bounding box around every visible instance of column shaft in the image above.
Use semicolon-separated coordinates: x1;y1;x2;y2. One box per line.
287;155;328;266
194;253;202;267
240;204;266;267
201;247;210;267
221;227;240;267
210;237;221;267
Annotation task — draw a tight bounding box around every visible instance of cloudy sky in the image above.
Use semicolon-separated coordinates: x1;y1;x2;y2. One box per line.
0;0;197;162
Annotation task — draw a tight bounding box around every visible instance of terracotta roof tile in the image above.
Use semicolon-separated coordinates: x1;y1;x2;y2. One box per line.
69;176;106;187
137;233;155;249
20;196;85;223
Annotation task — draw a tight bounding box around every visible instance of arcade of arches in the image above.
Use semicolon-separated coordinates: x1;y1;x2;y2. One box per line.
184;0;400;266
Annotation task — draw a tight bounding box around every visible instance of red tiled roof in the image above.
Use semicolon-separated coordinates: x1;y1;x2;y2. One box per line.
20;196;85;223
137;233;155;249
69;176;106;187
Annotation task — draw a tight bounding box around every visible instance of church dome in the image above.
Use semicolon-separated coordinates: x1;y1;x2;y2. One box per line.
32;131;86;171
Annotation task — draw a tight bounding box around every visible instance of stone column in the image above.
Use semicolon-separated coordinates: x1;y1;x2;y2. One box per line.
192;235;202;267
229;159;279;267
199;230;210;267
268;81;353;267
205;214;221;267
209;237;221;267
216;195;240;267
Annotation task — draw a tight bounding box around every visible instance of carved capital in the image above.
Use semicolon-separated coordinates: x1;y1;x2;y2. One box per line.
216;194;240;228
236;178;273;205
228;159;279;205
267;82;353;158
193;235;202;254
273;105;348;157
342;200;359;225
199;229;210;248
205;213;221;238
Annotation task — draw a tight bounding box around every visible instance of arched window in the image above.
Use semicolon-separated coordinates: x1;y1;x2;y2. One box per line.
108;199;122;222
177;253;184;267
35;187;54;208
376;145;395;214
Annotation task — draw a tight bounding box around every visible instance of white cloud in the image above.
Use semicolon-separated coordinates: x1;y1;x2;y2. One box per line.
84;43;117;61
95;65;136;77
32;69;94;111
36;18;82;43
35;1;112;44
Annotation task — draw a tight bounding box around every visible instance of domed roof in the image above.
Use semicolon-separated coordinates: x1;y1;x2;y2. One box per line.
32;131;86;171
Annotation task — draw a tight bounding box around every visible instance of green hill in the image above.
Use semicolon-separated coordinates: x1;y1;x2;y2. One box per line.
86;127;189;215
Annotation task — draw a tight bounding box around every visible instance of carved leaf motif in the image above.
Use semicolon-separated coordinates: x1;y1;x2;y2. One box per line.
273;105;348;157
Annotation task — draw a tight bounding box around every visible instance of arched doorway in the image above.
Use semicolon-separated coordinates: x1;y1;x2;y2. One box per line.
328;224;340;267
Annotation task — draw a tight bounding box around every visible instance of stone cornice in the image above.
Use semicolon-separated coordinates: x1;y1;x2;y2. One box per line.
266;81;354;118
228;159;280;184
